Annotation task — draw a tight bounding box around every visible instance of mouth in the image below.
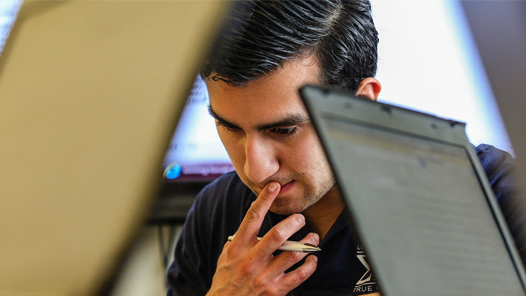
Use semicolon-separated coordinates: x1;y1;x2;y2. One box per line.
253;180;295;196
278;180;295;194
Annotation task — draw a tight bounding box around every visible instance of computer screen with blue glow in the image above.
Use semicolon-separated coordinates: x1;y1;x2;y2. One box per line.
162;76;234;182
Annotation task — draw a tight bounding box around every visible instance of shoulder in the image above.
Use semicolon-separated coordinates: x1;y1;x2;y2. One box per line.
474;143;517;185
474;143;514;170
474;144;526;263
473;143;522;220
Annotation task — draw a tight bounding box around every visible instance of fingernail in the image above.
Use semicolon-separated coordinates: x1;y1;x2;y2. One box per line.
297;213;305;222
268;182;278;192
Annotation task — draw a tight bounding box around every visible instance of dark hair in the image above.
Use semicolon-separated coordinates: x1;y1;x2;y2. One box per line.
201;0;378;93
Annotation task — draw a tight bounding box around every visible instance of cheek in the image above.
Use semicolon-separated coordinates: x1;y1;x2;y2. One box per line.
287;134;326;170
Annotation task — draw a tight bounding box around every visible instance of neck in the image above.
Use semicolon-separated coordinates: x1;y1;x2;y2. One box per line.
302;187;345;241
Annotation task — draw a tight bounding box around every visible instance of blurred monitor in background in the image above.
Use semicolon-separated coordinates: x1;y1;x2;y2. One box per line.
162;75;234;183
152;76;234;224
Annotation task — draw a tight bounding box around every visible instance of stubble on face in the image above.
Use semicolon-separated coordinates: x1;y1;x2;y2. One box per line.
269;180;336;216
244;161;337;216
207;54;338;216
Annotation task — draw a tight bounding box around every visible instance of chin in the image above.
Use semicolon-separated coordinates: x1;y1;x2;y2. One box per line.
269;207;300;216
269;199;312;216
269;202;297;215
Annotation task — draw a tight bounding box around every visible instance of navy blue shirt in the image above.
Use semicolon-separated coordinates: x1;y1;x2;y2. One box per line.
167;144;525;295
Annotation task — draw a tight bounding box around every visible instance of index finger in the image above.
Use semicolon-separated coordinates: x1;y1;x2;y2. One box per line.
233;182;280;246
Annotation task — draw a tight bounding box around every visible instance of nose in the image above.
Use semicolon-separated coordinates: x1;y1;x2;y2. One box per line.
243;134;279;184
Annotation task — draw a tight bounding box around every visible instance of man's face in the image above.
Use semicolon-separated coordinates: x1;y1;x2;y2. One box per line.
206;56;338;215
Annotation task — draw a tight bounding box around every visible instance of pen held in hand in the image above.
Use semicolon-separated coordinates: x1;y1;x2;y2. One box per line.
227;235;321;253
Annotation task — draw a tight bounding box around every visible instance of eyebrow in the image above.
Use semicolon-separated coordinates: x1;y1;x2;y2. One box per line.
208;105;310;131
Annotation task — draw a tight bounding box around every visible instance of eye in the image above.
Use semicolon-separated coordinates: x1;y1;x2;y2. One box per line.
270;127;299;138
216;120;241;133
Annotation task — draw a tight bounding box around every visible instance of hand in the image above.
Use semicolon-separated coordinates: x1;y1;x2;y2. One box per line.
206;182;319;296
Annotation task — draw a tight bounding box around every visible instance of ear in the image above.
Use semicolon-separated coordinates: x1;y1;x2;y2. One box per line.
355;77;381;101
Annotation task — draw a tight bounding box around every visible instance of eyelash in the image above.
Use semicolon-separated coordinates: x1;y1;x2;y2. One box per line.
216;121;240;132
216;122;299;139
270;127;299;139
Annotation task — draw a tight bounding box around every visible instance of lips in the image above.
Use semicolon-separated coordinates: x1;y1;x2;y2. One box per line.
254;180;295;196
278;180;294;195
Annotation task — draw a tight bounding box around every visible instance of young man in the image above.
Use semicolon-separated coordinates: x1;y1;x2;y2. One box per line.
167;1;524;295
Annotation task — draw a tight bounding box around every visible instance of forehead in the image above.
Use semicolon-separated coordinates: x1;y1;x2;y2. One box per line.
206;56;321;126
